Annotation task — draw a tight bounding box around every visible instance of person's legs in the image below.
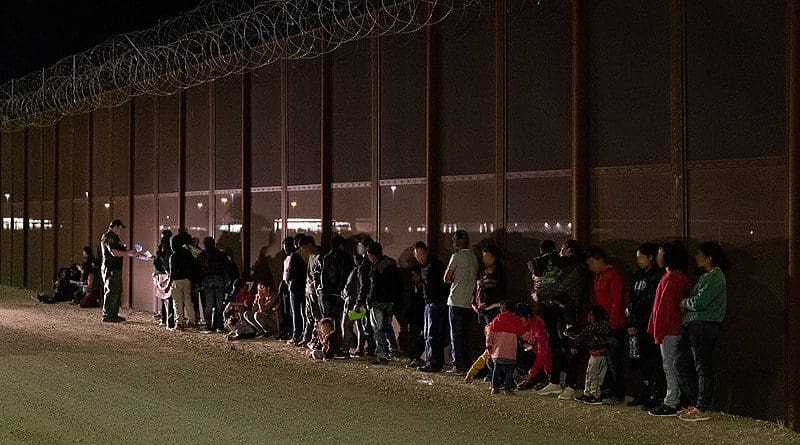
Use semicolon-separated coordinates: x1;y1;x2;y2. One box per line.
642;333;666;403
342;306;357;353
101;266;122;319
503;363;516;390
603;328;626;399
203;282;216;331
370;303;389;360
660;335;682;409
690;322;719;412
449;306;470;371
171;280;187;328
289;289;305;342
490;359;502;390
191;289;201;326
213;287;225;330
675;331;698;407
280;290;292;338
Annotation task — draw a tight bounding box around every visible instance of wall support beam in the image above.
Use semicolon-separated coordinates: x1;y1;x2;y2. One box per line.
425;15;441;254
669;0;688;240
785;0;800;431
494;0;507;248
570;0;590;247
321;52;333;249
241;73;253;275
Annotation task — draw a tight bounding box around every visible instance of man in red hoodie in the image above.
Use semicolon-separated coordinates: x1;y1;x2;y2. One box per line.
587;247;626;403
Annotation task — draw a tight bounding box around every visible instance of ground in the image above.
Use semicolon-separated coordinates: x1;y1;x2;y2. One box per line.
0;286;797;445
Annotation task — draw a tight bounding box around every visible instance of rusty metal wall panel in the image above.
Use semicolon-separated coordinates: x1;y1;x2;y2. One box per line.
287;59;321;185
250;65;282;187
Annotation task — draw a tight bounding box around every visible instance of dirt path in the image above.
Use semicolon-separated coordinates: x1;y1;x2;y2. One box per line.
0;286;796;445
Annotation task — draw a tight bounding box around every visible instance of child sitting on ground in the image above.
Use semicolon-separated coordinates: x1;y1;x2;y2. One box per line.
224;279;255;333
570;305;612;405
486;301;529;395
309;318;342;361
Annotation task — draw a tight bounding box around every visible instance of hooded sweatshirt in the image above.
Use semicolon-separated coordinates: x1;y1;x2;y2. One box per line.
486;310;529;363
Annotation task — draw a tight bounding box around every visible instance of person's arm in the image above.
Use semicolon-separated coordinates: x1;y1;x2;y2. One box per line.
444;254;456;284
86;271;95;290
608;269;625;329
681;273;723;312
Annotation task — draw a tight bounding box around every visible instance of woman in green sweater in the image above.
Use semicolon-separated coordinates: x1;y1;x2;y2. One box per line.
675;242;730;422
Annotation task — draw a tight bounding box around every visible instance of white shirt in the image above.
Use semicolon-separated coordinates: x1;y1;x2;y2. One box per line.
446;249;479;308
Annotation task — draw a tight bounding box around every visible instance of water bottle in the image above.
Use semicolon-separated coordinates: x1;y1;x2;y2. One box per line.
628;334;640;360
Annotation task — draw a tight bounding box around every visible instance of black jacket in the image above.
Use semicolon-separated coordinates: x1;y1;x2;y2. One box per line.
197;248;229;278
287;252;308;294
319;249;354;301
365;256;402;306
170;248;198;281
627;266;665;329
412;258;448;305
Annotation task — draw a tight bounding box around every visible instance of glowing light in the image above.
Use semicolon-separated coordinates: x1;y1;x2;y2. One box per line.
220;197;228;204
290;201;297;208
104;202;111;209
196;202;203;209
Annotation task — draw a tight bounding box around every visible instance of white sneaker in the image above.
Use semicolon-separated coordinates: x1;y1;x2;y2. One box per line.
558;387;576;400
536;383;564;396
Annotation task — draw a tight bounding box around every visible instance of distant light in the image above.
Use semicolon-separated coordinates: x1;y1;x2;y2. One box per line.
749;230;754;235
104;202;110;209
196;202;203;209
3;193;9;201
220;197;228;204
390;186;397;192
290;201;297;208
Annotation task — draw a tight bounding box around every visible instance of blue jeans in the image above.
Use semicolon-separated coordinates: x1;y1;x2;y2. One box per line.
424;303;446;370
449;306;472;371
289;287;306;342
490;360;516;390
676;322;720;412
202;275;226;330
370;302;394;360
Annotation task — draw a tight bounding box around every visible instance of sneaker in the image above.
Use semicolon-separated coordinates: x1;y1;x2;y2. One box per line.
574;393;592;403
482;376;492;383
557;387;576;400
418;365;441;373
679;407;711;422
102;317;118;323
648;405;680;417
536;383;564;396
202;329;214;334
445;366;459;374
372;358;389;365
677;406;695;416
115;316;127;322
214;328;225;334
405;358;423;369
491;388;501;395
517;380;536;391
582;395;604;406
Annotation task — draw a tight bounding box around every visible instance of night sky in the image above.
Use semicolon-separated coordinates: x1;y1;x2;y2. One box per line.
0;0;203;84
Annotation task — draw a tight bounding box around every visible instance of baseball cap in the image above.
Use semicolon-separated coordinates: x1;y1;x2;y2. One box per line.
453;230;469;241
109;219;126;229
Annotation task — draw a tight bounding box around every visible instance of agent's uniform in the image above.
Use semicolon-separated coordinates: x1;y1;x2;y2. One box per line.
100;228;127;320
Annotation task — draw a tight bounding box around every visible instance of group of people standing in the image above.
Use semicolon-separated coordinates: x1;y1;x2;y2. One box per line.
97;216;730;423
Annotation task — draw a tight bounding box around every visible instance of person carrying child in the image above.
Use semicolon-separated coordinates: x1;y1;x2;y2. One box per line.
571;305;612;405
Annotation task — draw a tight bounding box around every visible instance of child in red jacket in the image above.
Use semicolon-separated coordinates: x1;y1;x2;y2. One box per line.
486;301;529;395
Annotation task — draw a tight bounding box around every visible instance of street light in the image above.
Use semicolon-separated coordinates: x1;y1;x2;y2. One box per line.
220;197;228;204
197;202;204;209
104;202;110;209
